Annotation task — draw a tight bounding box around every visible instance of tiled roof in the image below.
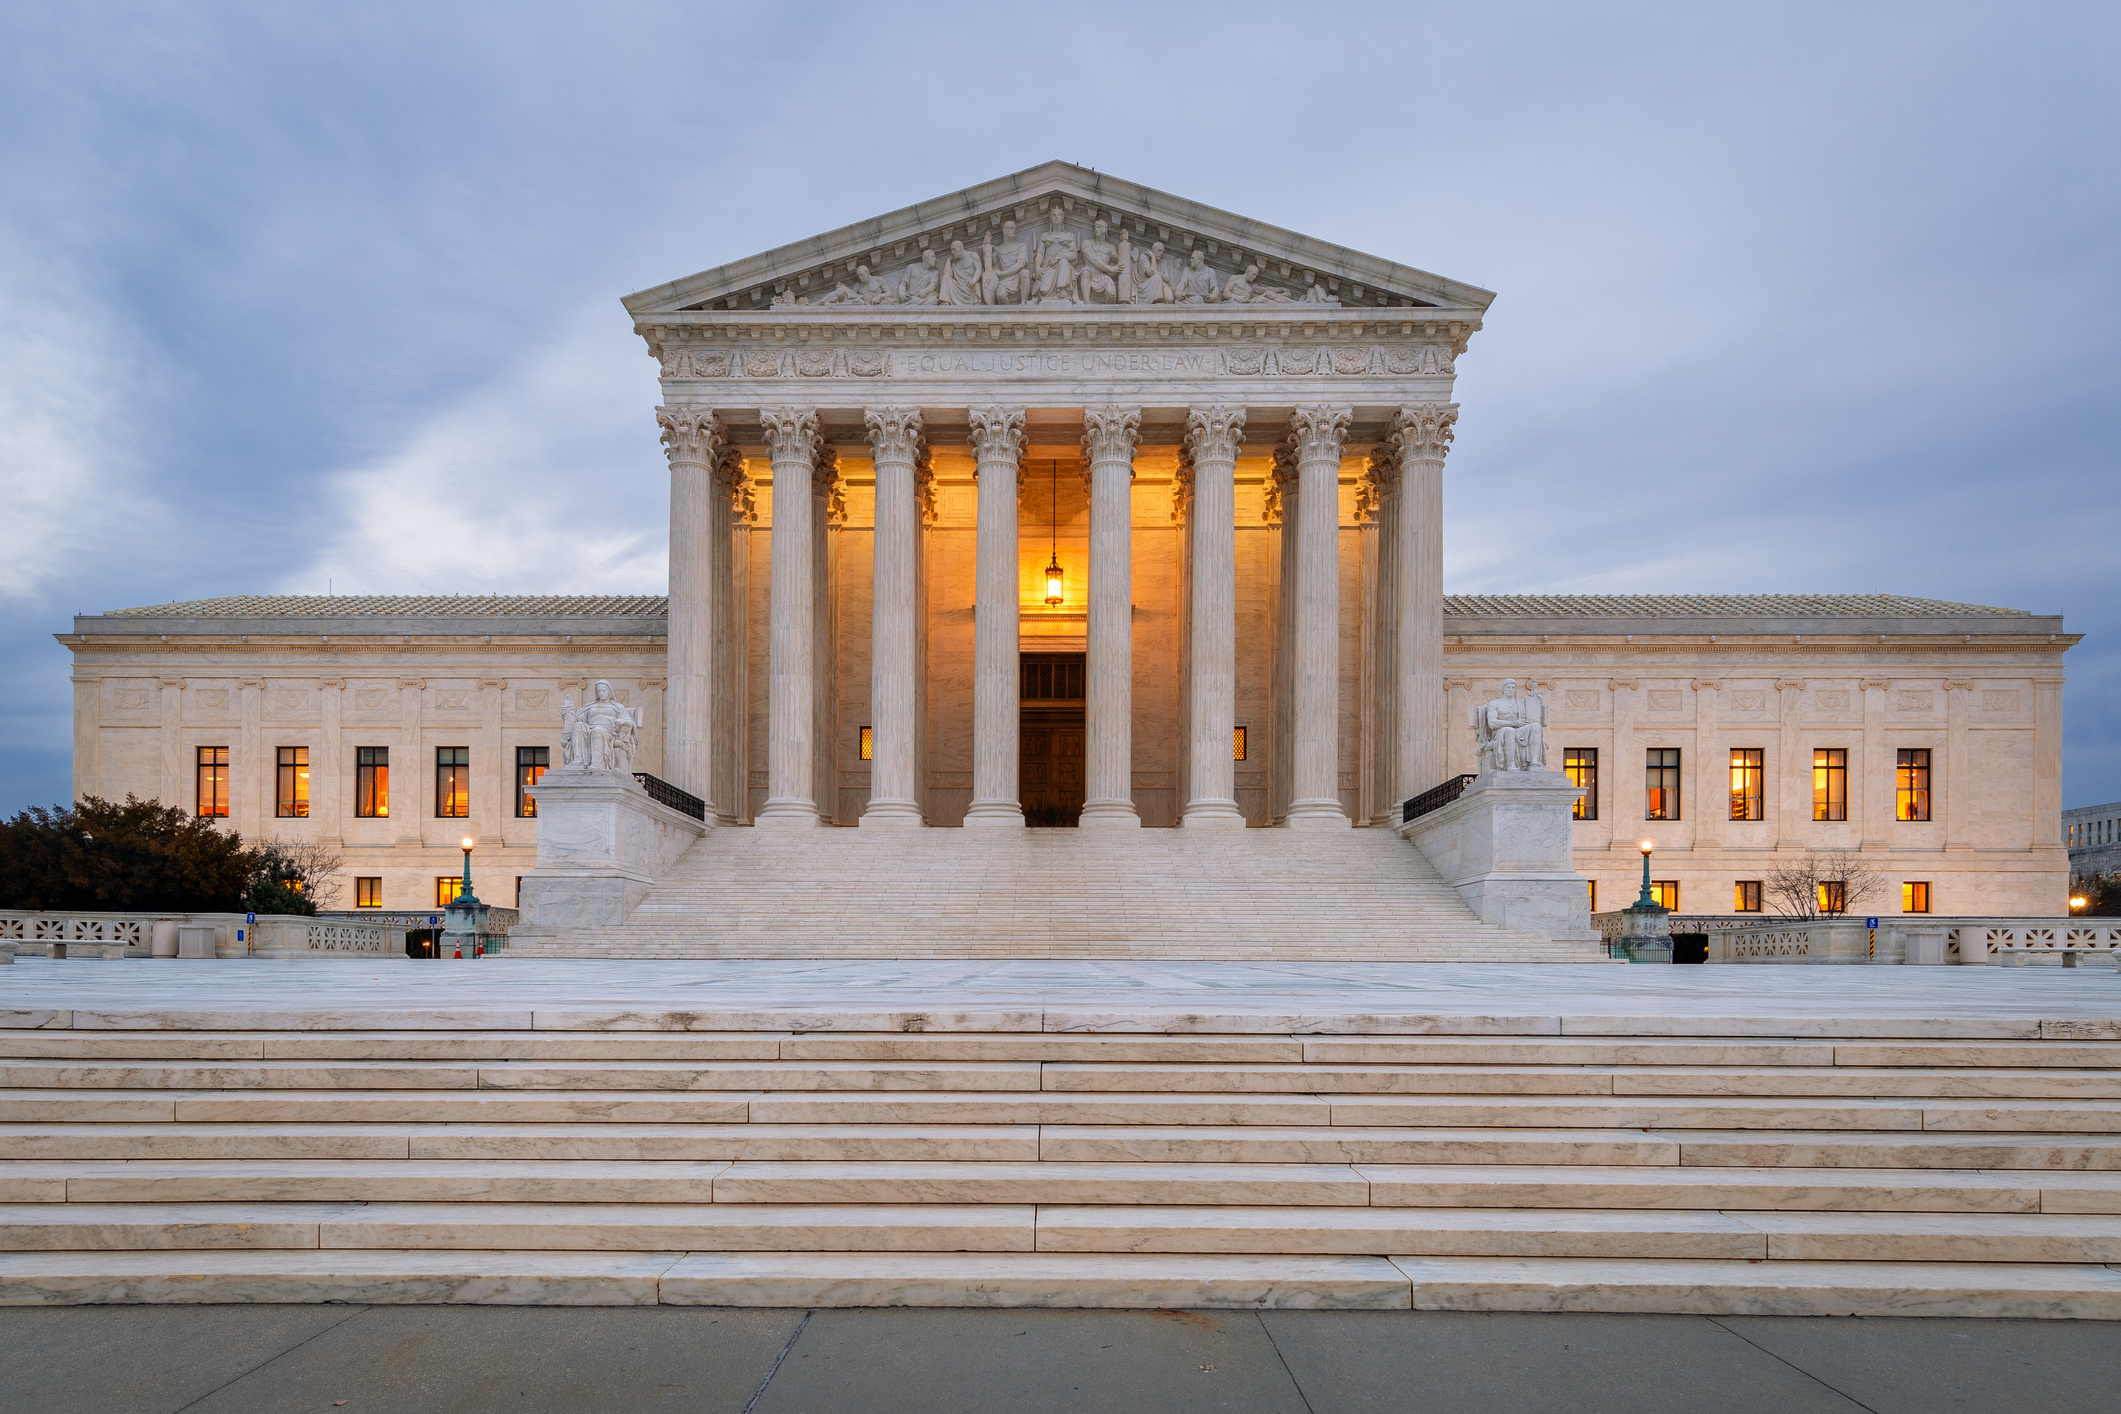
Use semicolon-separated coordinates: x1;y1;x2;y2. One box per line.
105;595;669;618
1442;594;2028;618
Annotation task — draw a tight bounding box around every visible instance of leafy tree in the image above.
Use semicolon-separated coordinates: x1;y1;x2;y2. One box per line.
0;796;261;912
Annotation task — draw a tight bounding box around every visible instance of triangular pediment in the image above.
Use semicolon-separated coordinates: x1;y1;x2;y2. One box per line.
623;161;1494;317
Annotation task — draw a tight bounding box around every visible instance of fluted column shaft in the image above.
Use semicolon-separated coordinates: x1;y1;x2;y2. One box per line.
658;408;719;815
1181;406;1246;827
861;408;924;826
758;407;823;826
1286;404;1352;827
966;407;1028;827
1391;403;1455;803
1080;405;1142;827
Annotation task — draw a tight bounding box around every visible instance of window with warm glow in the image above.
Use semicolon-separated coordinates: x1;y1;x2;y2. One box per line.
1651;880;1679;910
1729;748;1763;821
1903;880;1930;913
355;877;383;908
275;746;309;818
1813;748;1847;821
859;726;873;761
435;747;469;819
436;876;464;907
1564;748;1597;820
356;747;389;818
1645;749;1680;821
1586;879;1596;912
516;746;548;819
1233;726;1248;761
1896;748;1931;821
196;746;229;818
1818;879;1848;914
1734;880;1762;912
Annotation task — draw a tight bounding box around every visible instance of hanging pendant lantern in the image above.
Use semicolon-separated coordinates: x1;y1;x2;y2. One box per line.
1042;460;1065;606
1044;551;1065;607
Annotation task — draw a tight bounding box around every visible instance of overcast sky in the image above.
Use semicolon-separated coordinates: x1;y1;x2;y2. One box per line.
3;1;2116;815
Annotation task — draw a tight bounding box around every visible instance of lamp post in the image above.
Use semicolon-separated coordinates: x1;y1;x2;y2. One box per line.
1616;838;1672;964
441;836;487;960
1635;839;1657;909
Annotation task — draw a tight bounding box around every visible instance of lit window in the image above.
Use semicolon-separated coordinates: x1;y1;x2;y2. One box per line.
1813;749;1847;821
356;747;389;818
1896;748;1931;821
1564;748;1597;820
276;746;309;818
1734;880;1762;912
196;746;229;818
1586;879;1596;913
859;726;873;761
355;877;383;908
517;746;548;819
437;876;464;907
1651;880;1679;911
1234;726;1248;762
435;747;470;819
1645;749;1680;821
1818;880;1847;914
1729;749;1763;821
1903;881;1930;913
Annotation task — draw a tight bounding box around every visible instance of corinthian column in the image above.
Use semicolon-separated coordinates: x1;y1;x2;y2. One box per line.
1389;403;1455;804
1285;404;1352;828
1080;405;1142;828
758;407;824;826
861;408;925;827
966;406;1028;827
1181;405;1246;828
657;407;720;814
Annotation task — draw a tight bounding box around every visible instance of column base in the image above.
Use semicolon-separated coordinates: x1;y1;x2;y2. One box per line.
755;799;826;828
1281;799;1351;829
1180;800;1247;829
964;801;1026;828
1079;801;1141;828
858;800;925;828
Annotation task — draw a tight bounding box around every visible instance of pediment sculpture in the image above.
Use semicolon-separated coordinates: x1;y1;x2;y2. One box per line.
1471;678;1548;773
559;679;643;776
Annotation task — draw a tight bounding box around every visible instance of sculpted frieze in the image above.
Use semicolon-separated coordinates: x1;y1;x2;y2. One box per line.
658;341;1459;382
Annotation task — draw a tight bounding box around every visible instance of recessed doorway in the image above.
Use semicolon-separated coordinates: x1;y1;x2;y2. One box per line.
1021;652;1085;827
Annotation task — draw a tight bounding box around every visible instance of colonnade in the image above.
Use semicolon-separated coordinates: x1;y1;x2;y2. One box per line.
658;402;1456;830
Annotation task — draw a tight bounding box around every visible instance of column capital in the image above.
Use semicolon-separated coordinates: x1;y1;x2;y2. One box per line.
1387;402;1460;464
760;406;822;460
1287;404;1353;462
1080;404;1142;469
655;407;722;466
863;406;925;464
967;406;1027;460
1182;404;1247;464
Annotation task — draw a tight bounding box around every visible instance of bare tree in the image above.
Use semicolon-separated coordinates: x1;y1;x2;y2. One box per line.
1763;849;1885;921
258;837;345;911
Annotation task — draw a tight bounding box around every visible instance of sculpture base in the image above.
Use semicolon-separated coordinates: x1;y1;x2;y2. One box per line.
516;770;708;936
1398;768;1600;947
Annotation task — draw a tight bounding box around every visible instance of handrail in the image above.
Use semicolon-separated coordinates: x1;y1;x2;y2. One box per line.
1402;774;1477;824
633;772;708;821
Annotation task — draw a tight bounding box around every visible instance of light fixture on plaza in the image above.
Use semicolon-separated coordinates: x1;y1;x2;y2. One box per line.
441;836;489;960
1634;840;1657;910
2072;894;2089;911
1043;461;1065;606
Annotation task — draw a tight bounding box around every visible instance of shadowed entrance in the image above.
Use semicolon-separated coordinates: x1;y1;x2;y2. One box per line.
1020;652;1085;828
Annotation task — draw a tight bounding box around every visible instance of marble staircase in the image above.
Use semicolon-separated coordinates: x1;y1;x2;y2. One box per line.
4;1010;2121;1313
513;824;1596;961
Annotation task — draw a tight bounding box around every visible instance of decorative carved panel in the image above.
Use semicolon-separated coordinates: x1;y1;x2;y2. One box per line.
1647;690;1682;711
1728;690;1766;711
1899;690;1936;711
194;690;229;709
1816;690;1851;711
355;689;389;709
436;690;470;711
273;690;308;711
1984;690;2021;712
516;689;549;710
1564;690;1600;710
111;689;151;712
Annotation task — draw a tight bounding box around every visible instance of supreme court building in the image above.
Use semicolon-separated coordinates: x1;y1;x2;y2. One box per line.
58;164;2075;941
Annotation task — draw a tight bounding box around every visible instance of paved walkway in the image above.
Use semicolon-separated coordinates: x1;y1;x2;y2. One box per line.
5;1305;2117;1412
5;958;2119;1033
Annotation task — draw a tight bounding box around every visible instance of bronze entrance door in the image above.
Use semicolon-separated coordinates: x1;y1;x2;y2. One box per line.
1020;653;1086;827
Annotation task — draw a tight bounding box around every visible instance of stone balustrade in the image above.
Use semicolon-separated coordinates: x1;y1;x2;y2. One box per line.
1671;916;2119;966
0;911;406;960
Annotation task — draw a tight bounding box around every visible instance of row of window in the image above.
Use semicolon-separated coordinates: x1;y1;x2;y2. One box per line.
353;876;495;909
196;746;551;820
1589;880;1933;914
1562;748;1933;823
2069;817;2120;848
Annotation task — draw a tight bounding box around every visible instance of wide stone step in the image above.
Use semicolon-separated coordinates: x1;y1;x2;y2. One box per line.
711;1160;1371;1206
0;1123;1041;1162
4;1159;731;1203
1350;1162;2121;1212
1039;1063;2121;1098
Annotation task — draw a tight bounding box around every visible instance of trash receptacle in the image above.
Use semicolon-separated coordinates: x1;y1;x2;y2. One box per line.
176;926;216;959
152;921;180;958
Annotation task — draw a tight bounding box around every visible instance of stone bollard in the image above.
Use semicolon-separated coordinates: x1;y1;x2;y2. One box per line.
0;940;13;965
1903;929;1947;965
175;926;216;960
48;942;67;960
152;921;180;958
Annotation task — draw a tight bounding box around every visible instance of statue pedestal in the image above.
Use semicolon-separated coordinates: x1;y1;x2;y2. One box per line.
1397;769;1602;949
1613;903;1673;963
514;770;708;939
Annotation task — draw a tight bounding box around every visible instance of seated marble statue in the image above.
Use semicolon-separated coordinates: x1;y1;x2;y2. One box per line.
812;264;894;306
1470;678;1547;773
1173;249;1221;303
896;249;942;305
559;680;644;775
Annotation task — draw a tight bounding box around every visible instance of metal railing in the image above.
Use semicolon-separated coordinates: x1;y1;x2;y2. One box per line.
1402;774;1477;824
633;772;708;821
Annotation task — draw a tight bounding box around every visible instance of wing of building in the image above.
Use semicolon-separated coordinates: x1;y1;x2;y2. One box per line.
54;163;2077;934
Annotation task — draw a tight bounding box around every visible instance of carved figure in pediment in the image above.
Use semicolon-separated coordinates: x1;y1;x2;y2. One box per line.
1032;209;1080;304
1079;219;1122;303
1223;263;1295;304
1174;249;1221;303
812;264;894;306
982;220;1031;305
1129;240;1173;304
1471;678;1547;773
939;239;983;306
1300;280;1340;306
897;249;942;306
770;289;807;307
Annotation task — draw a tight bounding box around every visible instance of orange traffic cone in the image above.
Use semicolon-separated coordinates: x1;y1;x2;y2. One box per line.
453;945;462;958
